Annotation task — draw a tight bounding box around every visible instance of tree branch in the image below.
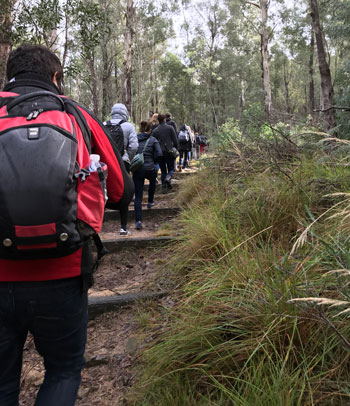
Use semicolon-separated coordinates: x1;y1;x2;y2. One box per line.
245;1;260;8
314;106;350;112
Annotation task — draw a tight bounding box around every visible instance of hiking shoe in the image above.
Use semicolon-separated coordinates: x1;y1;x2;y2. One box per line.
135;221;142;230
165;174;172;189
178;165;182;172
120;228;130;236
147;201;157;209
162;185;168;194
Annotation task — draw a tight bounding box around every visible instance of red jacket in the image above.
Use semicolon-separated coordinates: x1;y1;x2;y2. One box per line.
0;78;129;281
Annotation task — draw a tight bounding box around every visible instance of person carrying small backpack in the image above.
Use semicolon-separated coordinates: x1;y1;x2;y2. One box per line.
152;113;178;193
0;44;133;406
178;124;192;171
104;103;138;235
132;121;162;230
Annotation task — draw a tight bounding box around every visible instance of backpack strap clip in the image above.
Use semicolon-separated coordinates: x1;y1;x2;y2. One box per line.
74;168;90;182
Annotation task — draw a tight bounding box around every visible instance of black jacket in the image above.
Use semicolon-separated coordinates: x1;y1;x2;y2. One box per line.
135;132;163;172
166;118;177;134
152;123;178;154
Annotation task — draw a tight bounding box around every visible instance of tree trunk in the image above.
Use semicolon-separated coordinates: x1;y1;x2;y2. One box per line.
259;0;272;121
283;59;291;115
101;47;111;120
0;0;15;89
123;0;134;115
88;57;99;116
239;79;246;119
310;0;335;130
308;30;316;118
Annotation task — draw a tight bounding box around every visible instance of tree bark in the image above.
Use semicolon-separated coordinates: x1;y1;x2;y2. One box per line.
123;0;134;115
239;79;246;119
0;0;15;89
308;30;316;118
310;0;335;130
88;57;99;116
259;0;272;121
283;59;291;114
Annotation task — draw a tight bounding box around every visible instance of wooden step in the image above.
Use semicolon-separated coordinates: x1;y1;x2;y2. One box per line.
88;290;168;319
100;236;177;252
143;181;180;192
103;207;179;221
172;170;197;179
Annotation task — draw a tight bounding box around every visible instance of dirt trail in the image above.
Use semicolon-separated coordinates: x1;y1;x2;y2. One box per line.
19;168;195;406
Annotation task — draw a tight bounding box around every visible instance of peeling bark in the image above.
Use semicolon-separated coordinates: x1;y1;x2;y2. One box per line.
308;30;316;117
123;0;134;115
259;0;272;121
0;0;15;88
310;0;335;130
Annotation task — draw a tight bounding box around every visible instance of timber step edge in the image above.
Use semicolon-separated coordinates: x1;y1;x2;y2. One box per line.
88;290;169;319
104;207;180;221
100;236;177;252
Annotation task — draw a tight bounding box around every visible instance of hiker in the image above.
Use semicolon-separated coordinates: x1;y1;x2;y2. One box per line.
0;44;133;406
103;103;138;235
132;120;162;230
152;113;178;193
178;124;192;171
193;131;199;160
165;112;177;134
198;133;208;155
150;113;159;132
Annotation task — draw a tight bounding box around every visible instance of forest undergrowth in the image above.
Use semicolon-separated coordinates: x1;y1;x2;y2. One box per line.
128;124;350;406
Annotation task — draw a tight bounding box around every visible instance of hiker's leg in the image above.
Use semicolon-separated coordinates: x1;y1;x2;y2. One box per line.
0;283;28;406
166;155;175;178
119;204;129;230
147;170;157;203
31;277;87;406
133;173;145;223
158;156;167;184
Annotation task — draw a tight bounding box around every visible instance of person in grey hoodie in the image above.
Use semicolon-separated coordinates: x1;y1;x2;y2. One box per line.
104;103;138;235
105;103;138;170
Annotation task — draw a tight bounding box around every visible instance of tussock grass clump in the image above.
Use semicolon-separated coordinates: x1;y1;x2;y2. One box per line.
130;148;350;405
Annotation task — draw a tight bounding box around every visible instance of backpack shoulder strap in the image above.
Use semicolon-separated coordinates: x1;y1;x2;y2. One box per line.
142;136;151;153
62;97;92;153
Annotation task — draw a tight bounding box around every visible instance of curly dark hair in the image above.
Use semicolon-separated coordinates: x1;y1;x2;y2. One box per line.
7;44;64;93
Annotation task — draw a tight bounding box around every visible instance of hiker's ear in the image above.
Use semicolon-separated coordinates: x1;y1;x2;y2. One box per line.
52;72;59;86
52;71;64;95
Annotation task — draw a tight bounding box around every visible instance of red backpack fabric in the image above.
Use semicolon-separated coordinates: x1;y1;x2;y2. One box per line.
0;90;107;260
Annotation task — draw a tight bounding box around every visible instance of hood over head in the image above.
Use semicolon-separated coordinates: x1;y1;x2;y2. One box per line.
137;132;151;142
111;103;129;121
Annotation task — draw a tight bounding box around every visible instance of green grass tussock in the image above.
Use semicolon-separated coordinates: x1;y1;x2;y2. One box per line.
129;145;350;405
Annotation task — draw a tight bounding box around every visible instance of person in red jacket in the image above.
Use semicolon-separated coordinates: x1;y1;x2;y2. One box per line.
0;44;133;405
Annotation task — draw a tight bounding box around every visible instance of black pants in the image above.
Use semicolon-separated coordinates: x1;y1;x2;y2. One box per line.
0;277;87;406
132;169;157;222
120;161;131;229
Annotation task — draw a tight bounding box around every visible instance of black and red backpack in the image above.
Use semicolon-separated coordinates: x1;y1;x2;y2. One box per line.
0;90;107;260
104;119;125;156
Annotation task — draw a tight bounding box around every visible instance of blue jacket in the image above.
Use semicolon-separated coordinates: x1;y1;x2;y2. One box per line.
135;133;163;172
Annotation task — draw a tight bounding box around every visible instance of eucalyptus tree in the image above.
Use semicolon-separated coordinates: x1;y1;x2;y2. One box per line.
323;0;350;135
131;0;175;121
0;0;16;88
310;0;335;130
158;52;195;126
182;0;228;133
11;0;62;48
238;0;272;121
275;1;318;119
123;0;134;115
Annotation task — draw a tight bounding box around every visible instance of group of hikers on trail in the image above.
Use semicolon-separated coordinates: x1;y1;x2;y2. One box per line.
0;43;208;406
102;101;208;235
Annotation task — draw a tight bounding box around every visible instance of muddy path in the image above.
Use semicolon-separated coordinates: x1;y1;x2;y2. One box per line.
19;168;195;406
